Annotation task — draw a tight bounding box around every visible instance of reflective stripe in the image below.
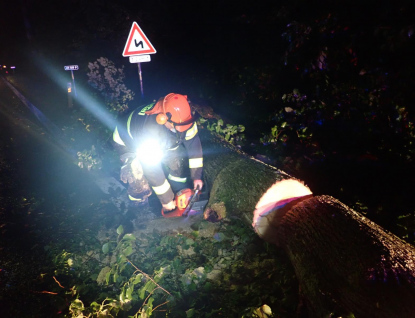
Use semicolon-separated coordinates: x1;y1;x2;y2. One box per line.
113;126;126;146
167;145;179;151
185;123;198;140
189;157;203;168
152;179;171;195
128;194;144;202
168;174;187;183
127;110;135;139
138;103;155;115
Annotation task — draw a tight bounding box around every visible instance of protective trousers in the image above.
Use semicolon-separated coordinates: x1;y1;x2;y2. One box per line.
127;158;152;203
132;146;189;205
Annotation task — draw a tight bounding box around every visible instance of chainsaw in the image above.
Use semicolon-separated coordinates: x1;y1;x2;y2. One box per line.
162;186;207;218
182;186;201;217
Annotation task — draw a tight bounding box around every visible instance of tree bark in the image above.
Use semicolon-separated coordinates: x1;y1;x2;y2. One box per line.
277;195;415;318
199;128;293;222
198;127;415;317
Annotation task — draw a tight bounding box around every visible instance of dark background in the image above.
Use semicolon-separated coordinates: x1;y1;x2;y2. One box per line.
2;0;415;229
1;0;284;104
2;1;415;316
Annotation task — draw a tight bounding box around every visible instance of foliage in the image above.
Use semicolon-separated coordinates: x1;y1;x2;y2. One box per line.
260;89;314;146
87;57;135;114
397;213;415;243
199;117;245;145
275;1;415;161
67;225;170;318
253;1;415;243
77;145;103;171
62;218;298;318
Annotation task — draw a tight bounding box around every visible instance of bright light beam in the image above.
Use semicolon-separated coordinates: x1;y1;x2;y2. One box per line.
137;138;163;165
35;56;119;131
1;77;69;148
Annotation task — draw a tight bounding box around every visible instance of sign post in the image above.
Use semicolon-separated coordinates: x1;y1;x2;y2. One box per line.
64;65;79;97
122;22;156;98
67;82;73;108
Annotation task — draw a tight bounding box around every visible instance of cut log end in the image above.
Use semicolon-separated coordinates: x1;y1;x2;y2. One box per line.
252;179;313;245
204;202;227;222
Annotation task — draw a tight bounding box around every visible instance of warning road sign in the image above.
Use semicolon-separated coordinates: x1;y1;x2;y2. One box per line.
122;22;156;57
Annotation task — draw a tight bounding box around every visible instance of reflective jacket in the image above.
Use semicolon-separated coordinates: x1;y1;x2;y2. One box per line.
113;104;203;180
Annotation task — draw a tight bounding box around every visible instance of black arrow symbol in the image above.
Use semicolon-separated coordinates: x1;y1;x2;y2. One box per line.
134;40;144;48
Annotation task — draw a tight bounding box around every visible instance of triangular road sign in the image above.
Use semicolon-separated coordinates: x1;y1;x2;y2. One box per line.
122;22;157;57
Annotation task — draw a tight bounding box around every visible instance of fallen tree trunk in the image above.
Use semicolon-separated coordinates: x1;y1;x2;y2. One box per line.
274;195;415;317
199;128;297;222
199;127;415;317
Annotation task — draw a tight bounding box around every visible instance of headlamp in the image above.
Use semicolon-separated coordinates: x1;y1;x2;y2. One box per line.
136;138;163;165
156;113;168;125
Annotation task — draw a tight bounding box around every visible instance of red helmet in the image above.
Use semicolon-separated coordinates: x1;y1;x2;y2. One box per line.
146;93;193;132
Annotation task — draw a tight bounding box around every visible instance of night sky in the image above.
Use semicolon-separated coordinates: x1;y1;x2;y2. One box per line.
2;0;415;125
1;1;287;101
2;1;282;68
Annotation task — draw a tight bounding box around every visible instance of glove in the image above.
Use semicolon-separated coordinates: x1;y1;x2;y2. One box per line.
162;200;176;212
193;179;203;190
120;163;134;184
120;154;144;184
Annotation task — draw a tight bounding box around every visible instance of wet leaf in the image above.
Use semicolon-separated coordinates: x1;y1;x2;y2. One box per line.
116;225;124;235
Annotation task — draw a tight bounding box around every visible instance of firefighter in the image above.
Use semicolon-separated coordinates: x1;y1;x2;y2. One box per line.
112;93;204;214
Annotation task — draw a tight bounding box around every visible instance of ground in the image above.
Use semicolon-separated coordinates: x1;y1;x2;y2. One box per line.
0;73;299;317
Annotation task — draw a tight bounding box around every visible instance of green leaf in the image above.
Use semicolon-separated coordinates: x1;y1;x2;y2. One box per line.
117;225;124;235
122;233;136;241
145;303;153;315
185;238;195;246
186;308;196;317
213;233;226;242
138;285;146;299
105;271;111;285
172;258;181;270
120;289;125;302
102;243;110;254
113;272;118;283
123;246;133;256
126;285;134;299
147;297;154;308
90;301;100;311
133;273;143;284
271;126;278;137
144;280;156;292
117;255;127;265
70;299;84;310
